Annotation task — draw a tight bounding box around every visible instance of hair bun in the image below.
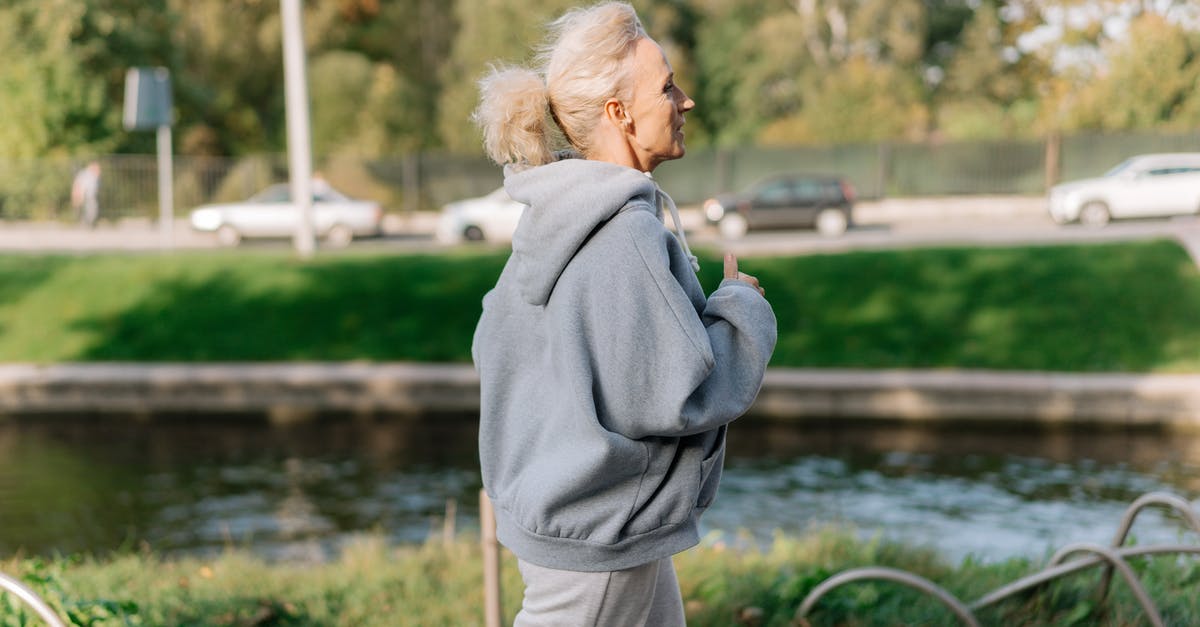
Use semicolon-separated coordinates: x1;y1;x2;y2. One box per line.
474;66;553;166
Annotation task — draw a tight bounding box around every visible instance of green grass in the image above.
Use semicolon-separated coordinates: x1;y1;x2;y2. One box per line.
1;240;1198;371
3;530;1200;626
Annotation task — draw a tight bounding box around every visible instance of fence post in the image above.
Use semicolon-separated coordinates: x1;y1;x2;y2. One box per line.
1044;132;1062;192
402;153;420;215
480;489;503;627
875;141;892;199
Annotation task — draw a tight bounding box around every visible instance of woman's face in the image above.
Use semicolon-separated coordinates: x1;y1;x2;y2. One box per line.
623;37;695;172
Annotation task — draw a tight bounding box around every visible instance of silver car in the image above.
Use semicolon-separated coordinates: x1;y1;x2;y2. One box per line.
1048;153;1200;226
189;183;384;247
435;187;526;244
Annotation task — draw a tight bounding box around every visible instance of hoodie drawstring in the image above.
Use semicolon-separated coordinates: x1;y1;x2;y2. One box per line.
644;172;700;273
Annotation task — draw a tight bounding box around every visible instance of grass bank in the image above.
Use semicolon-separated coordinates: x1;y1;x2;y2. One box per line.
1;240;1198;371
3;530;1198;626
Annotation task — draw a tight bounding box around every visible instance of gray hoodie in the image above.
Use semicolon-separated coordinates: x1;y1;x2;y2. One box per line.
472;156;777;572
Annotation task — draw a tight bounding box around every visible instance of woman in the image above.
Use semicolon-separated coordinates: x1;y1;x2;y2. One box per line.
471;3;777;625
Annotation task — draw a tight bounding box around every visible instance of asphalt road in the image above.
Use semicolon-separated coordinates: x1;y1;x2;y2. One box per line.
2;196;1198;267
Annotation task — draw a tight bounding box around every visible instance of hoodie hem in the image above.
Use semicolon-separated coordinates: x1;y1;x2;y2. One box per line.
495;508;701;573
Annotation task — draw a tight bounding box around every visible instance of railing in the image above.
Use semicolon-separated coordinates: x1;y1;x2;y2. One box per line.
5;130;1200;222
0;571;67;627
796;490;1200;626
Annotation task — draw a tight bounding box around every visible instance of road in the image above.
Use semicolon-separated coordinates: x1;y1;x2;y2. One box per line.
1;196;1198;266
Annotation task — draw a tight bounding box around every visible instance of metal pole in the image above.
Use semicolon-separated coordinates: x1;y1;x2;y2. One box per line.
0;572;67;627
280;0;316;258
156;124;174;249
480;489;503;627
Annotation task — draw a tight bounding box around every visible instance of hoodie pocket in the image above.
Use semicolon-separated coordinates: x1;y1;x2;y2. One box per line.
696;428;727;509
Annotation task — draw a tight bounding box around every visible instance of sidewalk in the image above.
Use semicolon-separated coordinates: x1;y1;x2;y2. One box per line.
1;362;1198;428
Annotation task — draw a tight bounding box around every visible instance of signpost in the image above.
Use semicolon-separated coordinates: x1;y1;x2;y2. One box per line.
123;67;174;249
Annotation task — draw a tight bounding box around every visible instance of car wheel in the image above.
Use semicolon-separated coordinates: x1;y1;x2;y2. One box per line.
816;208;848;237
1079;201;1110;227
216;225;241;247
325;224;354;248
718;213;748;239
463;225;485;241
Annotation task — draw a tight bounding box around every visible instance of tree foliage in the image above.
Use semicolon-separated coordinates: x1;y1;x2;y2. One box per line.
4;0;1200;160
1065;13;1200;132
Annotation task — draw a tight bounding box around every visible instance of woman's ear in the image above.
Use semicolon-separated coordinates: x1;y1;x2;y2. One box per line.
604;98;632;133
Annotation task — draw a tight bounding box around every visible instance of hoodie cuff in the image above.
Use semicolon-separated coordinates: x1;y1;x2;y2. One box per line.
718;278;761;293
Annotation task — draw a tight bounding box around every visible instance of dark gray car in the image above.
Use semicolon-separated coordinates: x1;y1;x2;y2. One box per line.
703;174;855;238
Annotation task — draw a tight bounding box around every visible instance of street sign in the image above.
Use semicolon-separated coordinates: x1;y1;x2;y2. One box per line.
123;67;173;130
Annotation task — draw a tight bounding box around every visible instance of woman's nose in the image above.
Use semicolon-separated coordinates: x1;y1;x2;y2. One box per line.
679;92;695;113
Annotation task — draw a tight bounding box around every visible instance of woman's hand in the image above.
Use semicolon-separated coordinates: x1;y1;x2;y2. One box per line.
724;253;764;296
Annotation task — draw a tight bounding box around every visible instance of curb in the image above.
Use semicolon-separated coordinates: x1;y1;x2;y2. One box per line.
1;363;1198;429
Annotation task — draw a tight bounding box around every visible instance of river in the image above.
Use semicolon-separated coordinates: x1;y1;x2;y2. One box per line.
1;416;1197;564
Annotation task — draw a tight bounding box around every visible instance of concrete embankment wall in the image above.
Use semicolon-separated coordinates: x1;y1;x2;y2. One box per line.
2;363;1198;430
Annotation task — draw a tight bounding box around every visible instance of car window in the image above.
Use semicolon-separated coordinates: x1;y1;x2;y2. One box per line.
1146;167;1200;176
793;179;823;201
251;185;291;202
754;180;793;202
821;180;844;201
315;189;349;203
1104;159;1135;177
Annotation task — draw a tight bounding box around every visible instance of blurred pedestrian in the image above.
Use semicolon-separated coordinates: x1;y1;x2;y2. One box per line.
471;3;777;626
311;170;331;198
71;161;101;228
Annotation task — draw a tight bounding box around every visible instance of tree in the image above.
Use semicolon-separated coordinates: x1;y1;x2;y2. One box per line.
935;1;1043;138
312;0;457;151
0;0;159;158
1066;13;1200;131
758;56;928;144
707;0;928;145
686;0;768;145
170;0;286;155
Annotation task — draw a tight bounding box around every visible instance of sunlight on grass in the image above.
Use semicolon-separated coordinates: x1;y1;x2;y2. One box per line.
4;528;1199;626
0;241;1197;371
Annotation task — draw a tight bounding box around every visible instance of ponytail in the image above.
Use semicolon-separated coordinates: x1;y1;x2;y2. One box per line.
473;66;554;166
472;3;645;166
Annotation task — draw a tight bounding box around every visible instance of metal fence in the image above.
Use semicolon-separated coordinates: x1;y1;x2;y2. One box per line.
4;130;1200;222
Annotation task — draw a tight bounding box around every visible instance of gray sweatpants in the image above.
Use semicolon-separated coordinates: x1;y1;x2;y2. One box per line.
514;557;687;626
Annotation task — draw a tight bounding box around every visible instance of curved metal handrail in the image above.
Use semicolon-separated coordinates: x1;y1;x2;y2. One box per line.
795;566;981;627
0;571;67;627
970;544;1200;609
1110;492;1200;547
799;492;1200;626
1047;543;1164;627
1097;492;1200;600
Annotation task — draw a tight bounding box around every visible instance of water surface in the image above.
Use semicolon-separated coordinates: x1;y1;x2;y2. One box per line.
1;416;1197;564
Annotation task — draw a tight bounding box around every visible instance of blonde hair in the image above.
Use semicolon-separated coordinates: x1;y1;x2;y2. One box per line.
473;2;646;166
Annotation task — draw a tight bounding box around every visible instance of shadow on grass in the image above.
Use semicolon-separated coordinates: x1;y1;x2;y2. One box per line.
714;239;1200;371
73;252;508;362
62;240;1200;371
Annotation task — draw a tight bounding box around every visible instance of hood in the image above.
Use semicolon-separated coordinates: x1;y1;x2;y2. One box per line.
504;155;659;306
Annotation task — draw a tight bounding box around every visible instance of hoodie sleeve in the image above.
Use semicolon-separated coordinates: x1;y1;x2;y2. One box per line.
571;209;777;439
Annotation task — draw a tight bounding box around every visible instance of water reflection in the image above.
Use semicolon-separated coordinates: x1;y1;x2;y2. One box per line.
0;416;1197;564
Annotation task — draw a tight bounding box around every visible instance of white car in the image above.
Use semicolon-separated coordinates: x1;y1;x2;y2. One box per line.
189;183;384;247
435;187;526;244
1048;153;1200;226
